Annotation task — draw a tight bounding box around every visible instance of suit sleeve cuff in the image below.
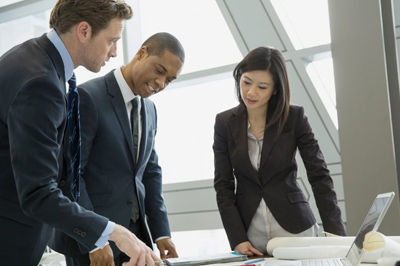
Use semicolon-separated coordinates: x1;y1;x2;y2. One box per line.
89;241;110;253
155;236;171;243
93;221;115;249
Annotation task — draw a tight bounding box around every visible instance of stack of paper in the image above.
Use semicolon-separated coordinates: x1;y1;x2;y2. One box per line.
165;252;247;266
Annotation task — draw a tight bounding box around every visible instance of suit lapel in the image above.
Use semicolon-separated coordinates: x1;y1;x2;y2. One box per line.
260;104;278;169
105;72;136;163
260;123;278;170
229;103;259;180
229;104;247;156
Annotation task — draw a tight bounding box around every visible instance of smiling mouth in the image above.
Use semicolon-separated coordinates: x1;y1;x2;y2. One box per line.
148;84;158;93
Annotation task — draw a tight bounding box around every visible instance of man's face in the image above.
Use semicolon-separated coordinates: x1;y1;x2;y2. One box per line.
83;18;124;72
130;48;183;98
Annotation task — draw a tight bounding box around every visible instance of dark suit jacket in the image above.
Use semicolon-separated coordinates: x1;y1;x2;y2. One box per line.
49;70;171;260
213;102;346;250
0;34;108;265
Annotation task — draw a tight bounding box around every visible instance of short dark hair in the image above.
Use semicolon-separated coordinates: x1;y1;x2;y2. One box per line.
49;0;133;37
233;46;290;137
142;32;185;63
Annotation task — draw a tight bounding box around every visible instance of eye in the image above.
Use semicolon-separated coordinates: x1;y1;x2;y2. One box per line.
243;81;251;85
156;68;163;74
259;86;267;90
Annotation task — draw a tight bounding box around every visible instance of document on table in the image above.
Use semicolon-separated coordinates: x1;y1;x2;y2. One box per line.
165;252;247;266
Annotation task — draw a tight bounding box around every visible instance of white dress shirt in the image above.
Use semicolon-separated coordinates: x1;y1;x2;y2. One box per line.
114;67;142;161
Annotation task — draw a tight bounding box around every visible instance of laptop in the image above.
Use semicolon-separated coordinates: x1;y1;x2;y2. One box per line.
265;192;395;266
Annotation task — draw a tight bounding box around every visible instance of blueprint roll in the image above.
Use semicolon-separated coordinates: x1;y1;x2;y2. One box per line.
266;236;400;261
266;236;355;256
363;232;400;265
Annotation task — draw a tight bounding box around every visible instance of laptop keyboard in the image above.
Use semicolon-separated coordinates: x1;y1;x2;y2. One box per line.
301;259;343;266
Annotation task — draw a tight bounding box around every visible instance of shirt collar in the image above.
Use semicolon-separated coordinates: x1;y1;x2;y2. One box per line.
114;66;141;104
247;122;263;141
47;29;74;82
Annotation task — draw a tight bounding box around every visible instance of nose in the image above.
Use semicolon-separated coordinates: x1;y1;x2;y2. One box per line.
156;77;167;91
247;84;257;95
109;43;117;58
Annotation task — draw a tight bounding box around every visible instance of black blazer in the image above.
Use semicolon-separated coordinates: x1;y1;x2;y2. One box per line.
49;70;171;260
0;34;108;265
213;103;346;250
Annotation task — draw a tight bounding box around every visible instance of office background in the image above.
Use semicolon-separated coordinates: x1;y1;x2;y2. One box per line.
1;0;400;257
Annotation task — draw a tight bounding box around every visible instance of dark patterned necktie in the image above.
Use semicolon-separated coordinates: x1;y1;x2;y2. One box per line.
67;74;81;202
131;97;139;163
130;97;139;221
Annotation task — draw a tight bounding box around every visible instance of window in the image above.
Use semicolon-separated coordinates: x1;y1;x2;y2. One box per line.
0;6;123;85
0;0;22;8
137;0;243;184
139;0;243;74
306;58;338;128
0;10;50;56
152;77;237;184
270;0;331;50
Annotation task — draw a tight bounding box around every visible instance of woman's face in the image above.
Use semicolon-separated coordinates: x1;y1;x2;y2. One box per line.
240;70;276;111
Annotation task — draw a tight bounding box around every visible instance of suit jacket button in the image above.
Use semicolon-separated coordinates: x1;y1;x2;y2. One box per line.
59;180;66;187
127;200;133;206
81;232;86;237
74;228;79;234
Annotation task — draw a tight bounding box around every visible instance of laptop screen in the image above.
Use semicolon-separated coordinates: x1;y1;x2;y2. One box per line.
345;192;395;266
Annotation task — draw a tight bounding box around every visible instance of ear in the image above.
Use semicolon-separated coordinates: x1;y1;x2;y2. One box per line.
137;46;149;60
76;21;92;43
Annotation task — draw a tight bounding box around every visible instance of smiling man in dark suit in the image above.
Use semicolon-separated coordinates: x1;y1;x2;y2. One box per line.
0;1;161;266
50;32;185;266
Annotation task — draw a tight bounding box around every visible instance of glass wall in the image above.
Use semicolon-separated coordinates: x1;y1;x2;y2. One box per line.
0;5;124;85
0;0;345;258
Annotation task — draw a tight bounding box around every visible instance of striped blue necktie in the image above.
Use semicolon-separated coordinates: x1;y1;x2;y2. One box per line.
67;74;81;202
